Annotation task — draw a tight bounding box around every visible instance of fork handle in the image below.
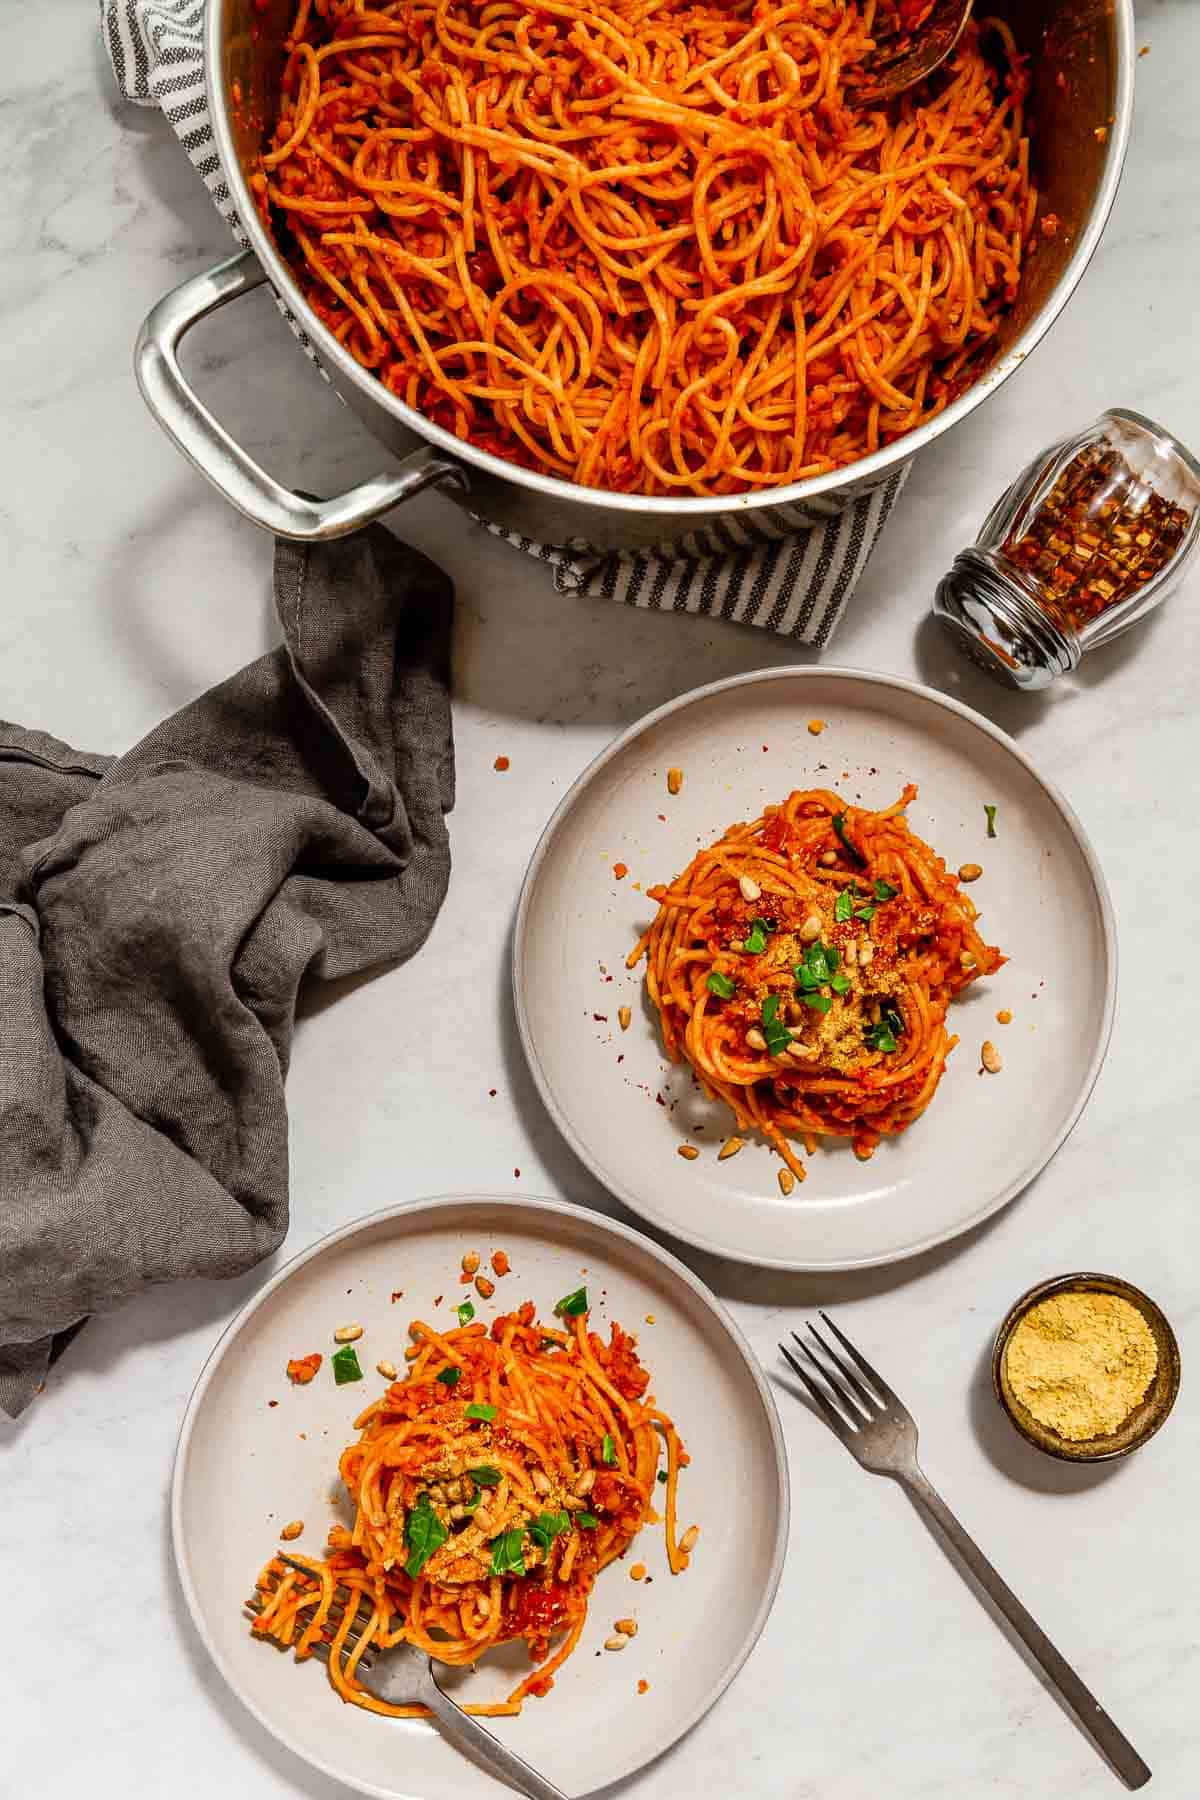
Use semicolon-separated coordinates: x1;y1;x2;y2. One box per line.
422;1678;572;1800
903;1469;1151;1789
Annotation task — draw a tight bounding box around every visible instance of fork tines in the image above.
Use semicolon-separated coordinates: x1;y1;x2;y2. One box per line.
778;1309;894;1432
245;1555;377;1670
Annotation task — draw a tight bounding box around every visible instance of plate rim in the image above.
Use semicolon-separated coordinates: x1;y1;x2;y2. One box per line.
171;1190;792;1800
512;664;1118;1272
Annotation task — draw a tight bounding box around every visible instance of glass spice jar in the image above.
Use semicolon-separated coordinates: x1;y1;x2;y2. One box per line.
933;409;1200;690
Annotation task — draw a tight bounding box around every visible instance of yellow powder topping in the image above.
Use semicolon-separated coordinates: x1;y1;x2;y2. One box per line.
1005;1292;1157;1441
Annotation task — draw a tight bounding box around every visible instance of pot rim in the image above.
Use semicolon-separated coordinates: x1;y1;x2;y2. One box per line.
207;1;1136;519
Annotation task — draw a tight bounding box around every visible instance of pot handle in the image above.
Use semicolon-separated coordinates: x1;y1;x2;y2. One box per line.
134;248;468;540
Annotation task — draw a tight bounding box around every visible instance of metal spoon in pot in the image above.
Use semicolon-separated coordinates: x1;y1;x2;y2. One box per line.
848;0;974;105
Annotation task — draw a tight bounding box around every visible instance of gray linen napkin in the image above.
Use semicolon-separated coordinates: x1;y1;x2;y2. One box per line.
0;526;454;1418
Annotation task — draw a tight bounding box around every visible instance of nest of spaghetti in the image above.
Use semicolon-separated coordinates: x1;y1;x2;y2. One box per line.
256;0;1036;495
629;783;1005;1171
251;1300;689;1715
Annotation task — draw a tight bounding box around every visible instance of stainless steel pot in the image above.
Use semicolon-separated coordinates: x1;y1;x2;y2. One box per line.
135;0;1134;549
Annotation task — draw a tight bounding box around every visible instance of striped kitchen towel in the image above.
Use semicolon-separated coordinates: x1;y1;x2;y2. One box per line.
100;0;910;644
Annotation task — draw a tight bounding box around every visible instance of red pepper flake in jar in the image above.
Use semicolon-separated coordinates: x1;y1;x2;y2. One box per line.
934;410;1200;690
1002;439;1193;634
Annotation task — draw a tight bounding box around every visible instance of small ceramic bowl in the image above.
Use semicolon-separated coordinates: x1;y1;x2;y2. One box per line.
992;1271;1181;1462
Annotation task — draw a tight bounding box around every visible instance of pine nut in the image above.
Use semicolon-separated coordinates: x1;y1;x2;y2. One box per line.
718;1136;744;1160
532;1468;552;1495
449;1503;466;1521
614;1618;638;1637
475;1274;495;1298
800;913;822;941
666;767;683;795
376;1359;398;1380
334;1324;363;1343
821;849;838;866
738;874;761;903
843;940;858;966
981;1040;1003;1074
859;942;874;966
574;1468;596;1496
473;1509;494;1535
461;1251;481;1275
604;1634;629;1651
745;1027;767;1051
958;863;983;882
778;1168;795;1195
618;1006;632;1031
562;1493;584;1511
679;1524;700;1554
678;1144;699;1160
279;1520;304;1541
728;938;745;952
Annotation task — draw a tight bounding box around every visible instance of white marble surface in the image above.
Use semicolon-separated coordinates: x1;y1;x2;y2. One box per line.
4;3;1199;1795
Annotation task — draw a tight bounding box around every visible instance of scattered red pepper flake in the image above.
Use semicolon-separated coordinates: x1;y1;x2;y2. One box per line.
268;1399;279;1408
493;755;510;771
613;861;628;879
488;1088;497;1097
637;1679;650;1695
390;1291;404;1302
492;1250;510;1277
286;1353;322;1385
514;1167;521;1178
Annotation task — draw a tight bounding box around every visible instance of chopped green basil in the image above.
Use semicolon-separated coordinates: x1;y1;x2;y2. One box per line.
706;971;737;1000
830;972;852;995
575;1511;600;1528
436;1366;461;1387
743;923;768;955
404;1493;448;1578
804;993;833;1014
331;1345;363;1386
555;1286;588;1318
465;1465;502;1487
761;994;781;1026
831;812;865;866
656;1470;669;1484
456;1299;475;1326
601;1433;617;1465
755;915;778;934
873;878;898;901
834;889;854;923
528;1510;571;1550
465;1402;497;1422
865;1004;904;1055
854;904;875;923
489;1528;527;1577
985;803;998;838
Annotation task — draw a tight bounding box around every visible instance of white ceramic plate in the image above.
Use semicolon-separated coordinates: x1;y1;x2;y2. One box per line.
173;1194;788;1800
514;668;1116;1271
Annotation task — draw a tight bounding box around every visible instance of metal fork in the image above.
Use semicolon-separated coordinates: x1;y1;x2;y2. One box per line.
781;1315;1151;1790
248;1555;569;1800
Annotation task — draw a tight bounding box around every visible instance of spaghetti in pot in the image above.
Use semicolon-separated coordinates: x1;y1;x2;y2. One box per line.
256;0;1036;496
251;1298;689;1715
628;784;1004;1170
